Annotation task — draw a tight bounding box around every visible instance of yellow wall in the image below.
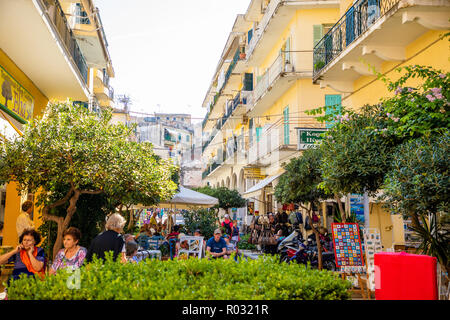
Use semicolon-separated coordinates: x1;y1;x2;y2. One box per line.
346;30;449;110
0;49;48;247
0;49;48;118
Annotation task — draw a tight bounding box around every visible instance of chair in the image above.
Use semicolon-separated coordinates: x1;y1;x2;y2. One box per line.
168;238;177;260
136;235;151;250
149;235;165;250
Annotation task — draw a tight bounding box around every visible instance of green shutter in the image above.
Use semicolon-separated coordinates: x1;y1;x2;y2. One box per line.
285;38;291;63
325;95;342;128
244;73;253;91
313;25;323;47
256;127;262;142
283;106;289;145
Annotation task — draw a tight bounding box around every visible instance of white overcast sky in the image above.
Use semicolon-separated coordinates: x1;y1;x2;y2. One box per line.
95;0;250;123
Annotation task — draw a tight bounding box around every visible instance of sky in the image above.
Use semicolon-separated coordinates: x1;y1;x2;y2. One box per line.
95;0;251;123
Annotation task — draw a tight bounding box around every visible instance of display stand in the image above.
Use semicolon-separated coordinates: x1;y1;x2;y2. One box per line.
177;236;204;260
331;223;368;299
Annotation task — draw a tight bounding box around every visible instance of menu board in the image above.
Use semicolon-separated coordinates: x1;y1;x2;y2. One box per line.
331;223;365;273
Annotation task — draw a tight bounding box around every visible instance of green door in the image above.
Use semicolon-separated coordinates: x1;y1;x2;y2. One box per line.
283;106;289;144
325;95;342;128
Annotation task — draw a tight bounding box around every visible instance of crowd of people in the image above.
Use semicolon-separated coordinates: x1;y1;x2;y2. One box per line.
0;206;244;290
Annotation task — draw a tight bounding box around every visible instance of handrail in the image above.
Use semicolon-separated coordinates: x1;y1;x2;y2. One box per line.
313;0;401;78
43;0;89;84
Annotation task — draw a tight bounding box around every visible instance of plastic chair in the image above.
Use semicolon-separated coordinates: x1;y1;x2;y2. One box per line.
149;235;165;250
136;235;151;250
168;238;177;260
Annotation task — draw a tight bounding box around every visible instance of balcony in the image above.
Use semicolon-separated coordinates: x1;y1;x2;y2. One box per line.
313;0;450;90
246;0;339;66
246;120;296;167
247;51;313;117
202;138;239;179
68;1;112;70
0;0;90;101
246;116;321;167
202;90;253;153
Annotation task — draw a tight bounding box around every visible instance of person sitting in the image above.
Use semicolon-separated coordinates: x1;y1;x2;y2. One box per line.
231;220;240;245
167;225;181;259
0;229;45;283
85;213;127;263
125;241;140;263
223;235;238;257
49;227;87;275
275;229;286;245
206;229;227;259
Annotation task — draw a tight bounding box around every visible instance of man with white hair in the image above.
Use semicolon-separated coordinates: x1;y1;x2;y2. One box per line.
85;213;127;263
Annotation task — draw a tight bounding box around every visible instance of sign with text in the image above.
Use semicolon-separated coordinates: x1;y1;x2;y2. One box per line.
243;167;265;179
296;128;327;150
0;64;34;123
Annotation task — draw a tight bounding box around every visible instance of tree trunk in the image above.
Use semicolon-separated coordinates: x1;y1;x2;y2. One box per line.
52;190;81;259
307;203;323;271
335;193;346;223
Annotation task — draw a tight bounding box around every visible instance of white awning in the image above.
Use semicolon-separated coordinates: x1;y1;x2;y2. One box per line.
243;172;284;199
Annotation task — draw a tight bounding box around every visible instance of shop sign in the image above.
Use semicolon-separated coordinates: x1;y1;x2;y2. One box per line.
244;167;265;179
297;128;327;150
0;64;34;123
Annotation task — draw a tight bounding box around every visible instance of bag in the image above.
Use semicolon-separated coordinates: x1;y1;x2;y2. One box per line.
304;216;312;231
312;213;319;223
267;231;278;246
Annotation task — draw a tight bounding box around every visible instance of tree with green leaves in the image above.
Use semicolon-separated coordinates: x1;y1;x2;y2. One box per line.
194;185;246;215
383;133;449;274
0;101;178;259
315;104;397;221
275;147;331;270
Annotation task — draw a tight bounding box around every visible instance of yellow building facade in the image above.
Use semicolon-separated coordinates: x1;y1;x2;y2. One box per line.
201;0;449;249
312;0;450;249
0;0;114;247
201;0;342;220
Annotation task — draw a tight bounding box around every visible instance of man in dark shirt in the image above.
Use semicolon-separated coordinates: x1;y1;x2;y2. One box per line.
206;229;227;259
86;213;126;263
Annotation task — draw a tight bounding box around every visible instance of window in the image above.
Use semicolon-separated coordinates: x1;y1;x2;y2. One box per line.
186;135;190;142
173;117;177;121
166;117;169;120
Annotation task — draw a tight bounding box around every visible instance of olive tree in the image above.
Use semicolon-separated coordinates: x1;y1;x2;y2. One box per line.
0;101;178;258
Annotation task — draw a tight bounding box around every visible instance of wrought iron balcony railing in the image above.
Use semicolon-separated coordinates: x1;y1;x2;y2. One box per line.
313;0;401;78
44;0;89;84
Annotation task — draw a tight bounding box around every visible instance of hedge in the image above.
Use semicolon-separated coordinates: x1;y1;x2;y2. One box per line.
6;253;351;300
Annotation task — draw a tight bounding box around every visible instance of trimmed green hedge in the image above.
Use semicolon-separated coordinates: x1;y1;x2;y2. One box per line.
6;254;351;300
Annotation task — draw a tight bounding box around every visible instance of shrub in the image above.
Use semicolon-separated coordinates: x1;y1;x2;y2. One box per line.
237;233;257;250
6;253;351;300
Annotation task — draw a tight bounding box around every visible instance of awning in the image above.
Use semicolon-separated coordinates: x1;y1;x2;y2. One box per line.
243;172;284;199
132;186;219;210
